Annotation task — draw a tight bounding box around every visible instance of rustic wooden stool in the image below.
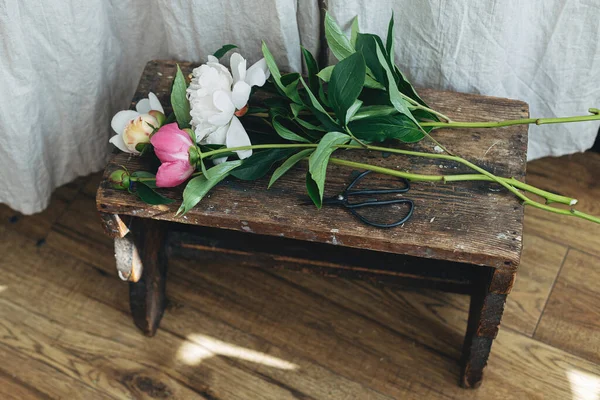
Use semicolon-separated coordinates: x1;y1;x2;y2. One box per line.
97;60;528;388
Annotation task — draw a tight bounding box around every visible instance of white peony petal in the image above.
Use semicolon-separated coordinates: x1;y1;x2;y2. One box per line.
148;92;164;113
231;81;251;110
136;98;151;114
246;58;270;87
205;124;230;164
226;116;252;159
205;124;228;145
230;52;247;83
212;157;228;165
208;91;235;125
111;110;139;135
109;134;133;153
207;55;219;63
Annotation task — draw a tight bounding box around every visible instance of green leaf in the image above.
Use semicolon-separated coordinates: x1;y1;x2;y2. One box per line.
364;75;385;90
131;171;157;188
301;47;320;94
300;76;336;124
355;33;387;87
213;44;238;59
268;149;314;189
136;182;174;205
281;72;300;87
324;12;355;61
348;114;428;143
328;52;366;125
345;99;363;122
386;13;395;64
262;42;302;104
317;65;334;82
178;160;242;215
272;117;311;143
350;16;360;47
290;103;304;118
374;40;419;126
230;149;296;180
350;105;398;121
171;65;192;128
308;132;350;203
306;171;322;209
295;117;327;132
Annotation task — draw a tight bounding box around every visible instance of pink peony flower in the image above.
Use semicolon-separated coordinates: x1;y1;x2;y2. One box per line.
151;123;195;187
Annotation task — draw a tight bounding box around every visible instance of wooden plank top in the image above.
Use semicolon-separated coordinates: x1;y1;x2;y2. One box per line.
97;60;529;268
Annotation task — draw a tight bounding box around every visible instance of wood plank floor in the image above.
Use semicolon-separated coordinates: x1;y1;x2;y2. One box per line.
1;152;599;400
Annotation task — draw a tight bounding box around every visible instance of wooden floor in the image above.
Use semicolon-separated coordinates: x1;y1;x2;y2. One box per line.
1;152;599;400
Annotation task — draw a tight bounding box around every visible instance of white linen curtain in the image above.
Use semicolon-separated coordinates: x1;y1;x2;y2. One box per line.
0;0;598;214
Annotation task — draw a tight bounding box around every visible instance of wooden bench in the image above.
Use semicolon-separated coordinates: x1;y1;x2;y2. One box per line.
97;60;528;388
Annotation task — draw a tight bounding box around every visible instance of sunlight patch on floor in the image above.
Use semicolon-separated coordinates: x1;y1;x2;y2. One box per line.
0;285;6;294
568;369;600;400
177;334;298;370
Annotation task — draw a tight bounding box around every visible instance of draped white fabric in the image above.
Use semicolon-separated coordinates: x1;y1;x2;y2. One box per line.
327;0;600;160
0;0;598;214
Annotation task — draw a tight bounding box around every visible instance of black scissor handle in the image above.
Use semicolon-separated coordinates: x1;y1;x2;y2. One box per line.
346;170;410;195
347;199;415;228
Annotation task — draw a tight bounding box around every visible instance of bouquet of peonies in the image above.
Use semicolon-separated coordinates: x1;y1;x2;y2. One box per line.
109;13;600;225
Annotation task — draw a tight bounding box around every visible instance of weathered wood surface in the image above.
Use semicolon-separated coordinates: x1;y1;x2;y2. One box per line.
534;249;600;364
97;60;529;268
125;218;168;336
170;226;477;294
3;210;600;400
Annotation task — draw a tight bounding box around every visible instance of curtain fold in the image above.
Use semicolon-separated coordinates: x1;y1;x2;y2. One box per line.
0;0;597;214
325;0;600;160
0;0;319;214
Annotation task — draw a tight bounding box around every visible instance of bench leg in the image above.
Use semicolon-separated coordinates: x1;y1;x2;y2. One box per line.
114;218;168;336
460;267;510;388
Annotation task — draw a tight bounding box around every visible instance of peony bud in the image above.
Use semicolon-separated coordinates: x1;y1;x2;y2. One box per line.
150;123;195;187
108;169;130;190
148;110;166;127
122;114;159;153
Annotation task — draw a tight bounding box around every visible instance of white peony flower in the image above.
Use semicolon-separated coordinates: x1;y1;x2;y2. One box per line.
187;55;235;140
187;53;270;162
110;92;165;154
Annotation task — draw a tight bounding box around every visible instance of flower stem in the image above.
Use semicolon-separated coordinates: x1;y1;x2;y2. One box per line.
328;157;600;223
197;142;597;223
420;112;600;129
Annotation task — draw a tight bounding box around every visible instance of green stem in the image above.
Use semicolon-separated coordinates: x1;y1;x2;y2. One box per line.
201;143;316;159
202;142;575;203
420;113;600;129
198;142;597;223
329;157;599;223
443;175;576;206
329;159;575;203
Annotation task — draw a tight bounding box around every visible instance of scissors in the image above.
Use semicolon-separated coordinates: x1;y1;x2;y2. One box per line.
317;170;415;228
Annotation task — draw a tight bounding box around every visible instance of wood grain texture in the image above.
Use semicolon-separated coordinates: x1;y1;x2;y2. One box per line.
96;60;529;268
0;176;83;242
535;249;600;364
127;218;168;336
3;151;600;400
524;152;600;257
47;173;115;271
501;234;568;336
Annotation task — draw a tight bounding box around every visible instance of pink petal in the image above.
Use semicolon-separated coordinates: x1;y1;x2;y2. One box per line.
155;160;194;188
151;123;193;162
